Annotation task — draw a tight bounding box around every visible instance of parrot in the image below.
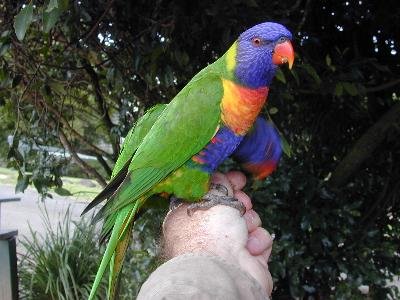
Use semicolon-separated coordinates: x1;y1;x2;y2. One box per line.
82;21;294;299
233;117;283;180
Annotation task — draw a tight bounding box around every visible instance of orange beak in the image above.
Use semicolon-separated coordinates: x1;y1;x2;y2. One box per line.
272;40;294;69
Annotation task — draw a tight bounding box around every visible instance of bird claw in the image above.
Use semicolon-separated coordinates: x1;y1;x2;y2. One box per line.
187;192;246;216
169;196;184;211
209;183;229;196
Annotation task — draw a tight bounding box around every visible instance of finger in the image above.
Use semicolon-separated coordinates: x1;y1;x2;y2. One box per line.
256;241;273;269
246;227;273;256
243;209;261;232
211;172;234;196
226;171;247;191
234;190;252;211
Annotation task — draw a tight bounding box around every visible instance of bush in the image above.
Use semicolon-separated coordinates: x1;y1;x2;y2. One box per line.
18;206;163;299
19;207;108;299
249;158;400;299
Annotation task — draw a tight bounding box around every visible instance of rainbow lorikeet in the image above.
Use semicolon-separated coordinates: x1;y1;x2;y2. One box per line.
233;117;283;180
83;22;294;299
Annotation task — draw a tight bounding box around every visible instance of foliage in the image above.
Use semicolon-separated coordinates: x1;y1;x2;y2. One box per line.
18;206;163;299
251;162;400;299
2;0;399;298
19;207;107;299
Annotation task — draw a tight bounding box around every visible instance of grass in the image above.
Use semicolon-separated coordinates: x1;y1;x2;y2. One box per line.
19;207;108;299
0;166;18;184
0;167;101;201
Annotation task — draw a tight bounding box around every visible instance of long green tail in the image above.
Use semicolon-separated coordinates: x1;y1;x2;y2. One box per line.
108;220;134;299
88;198;144;300
85;105;167;299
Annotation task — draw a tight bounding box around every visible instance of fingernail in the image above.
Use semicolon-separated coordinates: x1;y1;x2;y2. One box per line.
271;233;275;240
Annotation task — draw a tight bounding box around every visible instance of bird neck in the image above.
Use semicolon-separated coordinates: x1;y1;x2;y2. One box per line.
220;79;269;135
217;44;270;135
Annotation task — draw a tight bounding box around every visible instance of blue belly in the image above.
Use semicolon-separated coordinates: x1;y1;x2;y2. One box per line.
188;126;244;173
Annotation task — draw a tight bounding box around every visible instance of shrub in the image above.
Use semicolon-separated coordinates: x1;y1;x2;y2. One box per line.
19;207;108;299
18;206;163;299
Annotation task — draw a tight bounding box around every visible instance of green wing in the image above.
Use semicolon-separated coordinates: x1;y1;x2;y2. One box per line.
81;104;166;216
112;104;167;177
85;104;167;300
98;71;223;219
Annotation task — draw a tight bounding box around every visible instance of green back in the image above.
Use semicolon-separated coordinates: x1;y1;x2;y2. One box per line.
104;62;225;215
111;104;167;178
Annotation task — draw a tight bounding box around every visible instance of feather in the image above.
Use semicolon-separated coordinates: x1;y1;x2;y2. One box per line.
81;158;131;216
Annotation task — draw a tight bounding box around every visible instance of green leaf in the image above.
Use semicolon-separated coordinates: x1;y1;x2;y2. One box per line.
32;178;45;194
1;30;10;39
0;43;10;57
302;64;321;85
46;0;59;12
342;82;358;96
335;83;343;97
14;3;34;41
290;69;300;86
16;173;30;193
181;51;189;66
275;68;286;84
0;33;11;56
269;107;278;114
43;8;61;33
325;54;336;71
54;187;72;196
58;0;69;11
49;80;65;94
280;133;292;158
325;54;332;67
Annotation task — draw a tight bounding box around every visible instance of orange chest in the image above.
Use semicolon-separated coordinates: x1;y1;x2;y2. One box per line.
220;79;269;135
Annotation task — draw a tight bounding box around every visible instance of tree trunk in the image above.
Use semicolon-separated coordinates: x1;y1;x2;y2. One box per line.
329;102;400;188
81;59;120;161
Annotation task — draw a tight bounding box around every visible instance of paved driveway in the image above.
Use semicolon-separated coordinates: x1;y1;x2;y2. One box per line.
0;184;91;247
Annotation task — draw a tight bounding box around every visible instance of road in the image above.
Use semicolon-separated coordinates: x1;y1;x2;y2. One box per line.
0;184;91;249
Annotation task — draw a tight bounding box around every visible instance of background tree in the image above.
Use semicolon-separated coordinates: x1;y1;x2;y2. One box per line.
0;0;399;298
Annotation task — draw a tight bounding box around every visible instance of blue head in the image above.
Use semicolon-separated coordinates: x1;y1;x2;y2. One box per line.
233;22;294;88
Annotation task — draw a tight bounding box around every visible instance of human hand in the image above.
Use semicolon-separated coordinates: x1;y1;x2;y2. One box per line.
162;171;274;296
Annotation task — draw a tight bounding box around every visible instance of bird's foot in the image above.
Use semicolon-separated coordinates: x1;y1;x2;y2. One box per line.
169;196;184;211
187;192;246;217
209;183;229;196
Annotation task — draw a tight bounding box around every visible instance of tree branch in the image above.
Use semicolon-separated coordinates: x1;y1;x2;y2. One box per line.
83;0;115;41
296;0;313;33
45;102;114;161
81;58;120;159
297;78;400;96
365;78;400;93
285;0;303;15
329;102;400;188
58;128;107;187
95;153;112;178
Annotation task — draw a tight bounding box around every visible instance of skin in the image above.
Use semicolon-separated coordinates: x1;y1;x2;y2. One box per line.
162;171;274;296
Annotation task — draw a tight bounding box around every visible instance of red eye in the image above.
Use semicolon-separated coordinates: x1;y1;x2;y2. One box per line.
252;37;262;46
